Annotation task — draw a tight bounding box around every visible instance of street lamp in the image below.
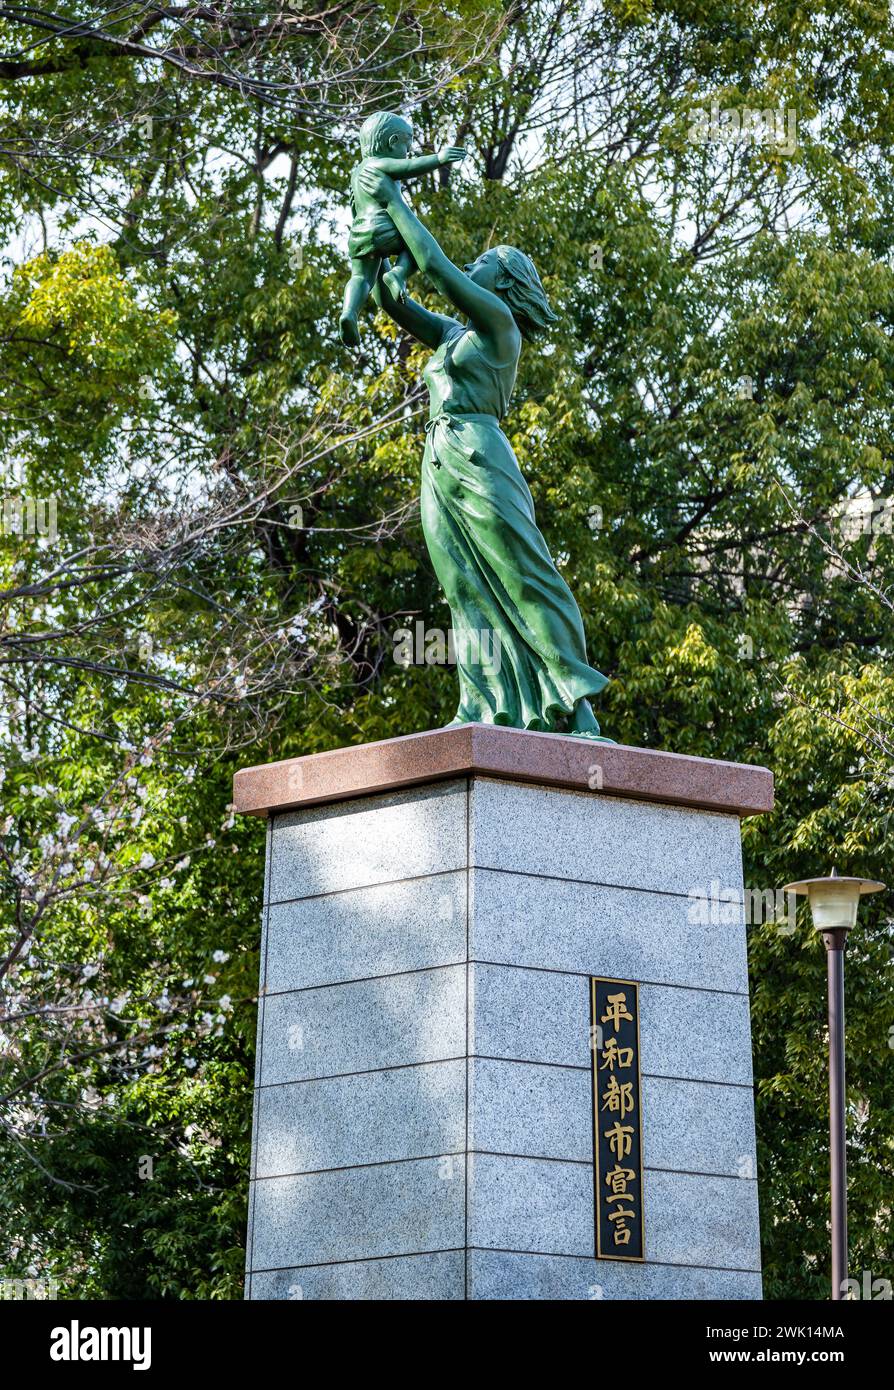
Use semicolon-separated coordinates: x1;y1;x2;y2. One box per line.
783;868;885;1300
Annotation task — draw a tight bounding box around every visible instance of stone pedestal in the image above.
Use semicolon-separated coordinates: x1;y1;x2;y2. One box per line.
234;725;773;1300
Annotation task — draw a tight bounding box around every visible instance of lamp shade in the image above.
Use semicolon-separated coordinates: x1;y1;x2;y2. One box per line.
783;870;885;932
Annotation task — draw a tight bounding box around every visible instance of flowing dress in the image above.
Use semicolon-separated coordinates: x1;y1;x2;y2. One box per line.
421;321;607;730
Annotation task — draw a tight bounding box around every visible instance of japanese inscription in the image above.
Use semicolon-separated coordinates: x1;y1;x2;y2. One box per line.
590;977;645;1261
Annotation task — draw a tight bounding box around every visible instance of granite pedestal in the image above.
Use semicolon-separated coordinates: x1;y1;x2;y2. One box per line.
234;725;773;1300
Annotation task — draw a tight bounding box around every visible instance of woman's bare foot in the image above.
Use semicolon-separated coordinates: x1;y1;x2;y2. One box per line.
569;698;614;742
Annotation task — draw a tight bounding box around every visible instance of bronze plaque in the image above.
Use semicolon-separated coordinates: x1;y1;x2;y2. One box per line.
590;977;645;1261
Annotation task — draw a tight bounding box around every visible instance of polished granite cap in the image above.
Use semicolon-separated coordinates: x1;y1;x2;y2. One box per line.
233;724;774;819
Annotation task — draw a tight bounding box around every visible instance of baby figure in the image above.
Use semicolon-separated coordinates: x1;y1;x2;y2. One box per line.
339;111;466;346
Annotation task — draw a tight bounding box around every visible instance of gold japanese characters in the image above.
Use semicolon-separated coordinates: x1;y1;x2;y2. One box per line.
591;979;645;1260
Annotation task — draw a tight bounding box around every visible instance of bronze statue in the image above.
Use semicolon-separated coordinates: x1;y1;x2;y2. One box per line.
339;112;466;346
351;129;610;739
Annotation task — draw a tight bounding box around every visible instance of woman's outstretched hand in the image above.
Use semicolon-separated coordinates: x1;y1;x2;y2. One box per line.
357;166;399;206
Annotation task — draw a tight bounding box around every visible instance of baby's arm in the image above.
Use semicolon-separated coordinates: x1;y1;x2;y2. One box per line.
369;148;466;180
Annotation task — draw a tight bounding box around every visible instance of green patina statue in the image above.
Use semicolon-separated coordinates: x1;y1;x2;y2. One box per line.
354;135;611;740
339;112;467;347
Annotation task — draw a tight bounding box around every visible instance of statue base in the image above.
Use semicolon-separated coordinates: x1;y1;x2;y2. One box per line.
235;725;771;1300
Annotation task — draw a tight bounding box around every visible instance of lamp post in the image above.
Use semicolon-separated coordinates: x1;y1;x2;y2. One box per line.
783;868;885;1300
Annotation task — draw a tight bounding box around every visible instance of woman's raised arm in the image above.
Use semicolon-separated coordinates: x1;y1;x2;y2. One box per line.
370;262;458;350
357;167;517;360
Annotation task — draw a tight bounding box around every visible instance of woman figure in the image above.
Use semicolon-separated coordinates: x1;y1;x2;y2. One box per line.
361;164;610;739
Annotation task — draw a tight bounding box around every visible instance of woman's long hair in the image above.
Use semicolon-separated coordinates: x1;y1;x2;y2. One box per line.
493;245;558;340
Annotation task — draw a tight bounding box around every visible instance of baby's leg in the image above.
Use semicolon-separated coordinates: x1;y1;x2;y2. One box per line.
382;247;415;303
340;255;378;346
